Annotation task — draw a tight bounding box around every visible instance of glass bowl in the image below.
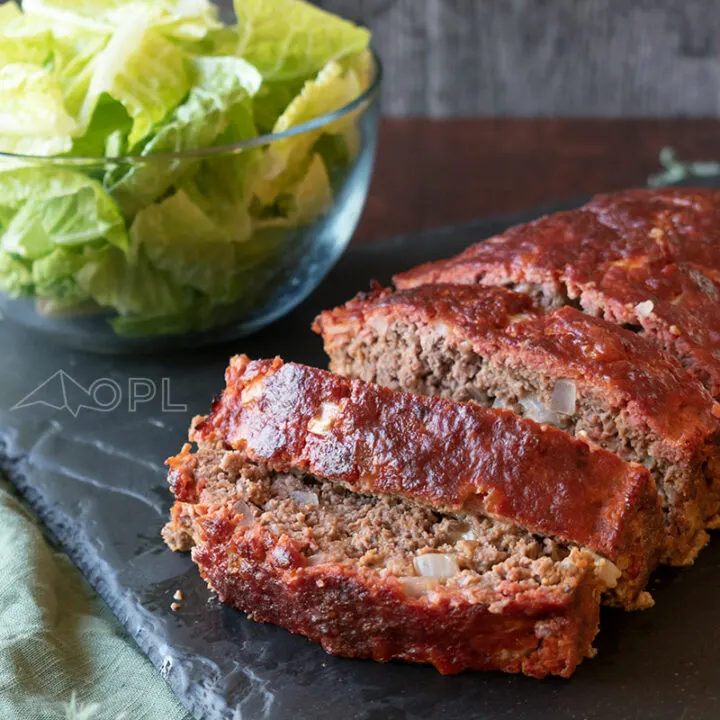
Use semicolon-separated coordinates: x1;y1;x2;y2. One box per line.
0;53;381;353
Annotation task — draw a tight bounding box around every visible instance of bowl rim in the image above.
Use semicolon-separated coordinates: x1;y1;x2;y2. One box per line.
0;49;383;166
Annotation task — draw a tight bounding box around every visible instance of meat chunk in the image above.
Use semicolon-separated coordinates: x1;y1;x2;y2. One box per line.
163;445;603;678
393;188;720;397
187;355;663;609
315;284;720;566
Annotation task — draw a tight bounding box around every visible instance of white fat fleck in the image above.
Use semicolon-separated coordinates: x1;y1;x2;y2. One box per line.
432;321;449;337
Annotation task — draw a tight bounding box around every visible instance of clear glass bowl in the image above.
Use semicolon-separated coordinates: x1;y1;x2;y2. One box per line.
0;54;381;353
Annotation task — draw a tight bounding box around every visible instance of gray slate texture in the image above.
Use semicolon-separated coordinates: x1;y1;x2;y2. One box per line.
218;0;720;117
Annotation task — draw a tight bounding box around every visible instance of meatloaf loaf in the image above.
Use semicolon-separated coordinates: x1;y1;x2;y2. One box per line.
314;283;720;566
170;355;664;611
393;188;720;398
163;444;602;678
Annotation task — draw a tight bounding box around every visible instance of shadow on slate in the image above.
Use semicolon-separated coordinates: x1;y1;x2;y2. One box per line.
1;195;719;720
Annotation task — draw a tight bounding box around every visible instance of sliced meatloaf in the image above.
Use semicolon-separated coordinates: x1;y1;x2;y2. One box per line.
163;444;603;678
314;284;720;566
393;188;720;397
178;355;664;610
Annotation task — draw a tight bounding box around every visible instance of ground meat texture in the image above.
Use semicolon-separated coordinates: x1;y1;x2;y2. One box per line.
393;188;720;398
163;446;603;678
187;355;664;610
315;284;720;567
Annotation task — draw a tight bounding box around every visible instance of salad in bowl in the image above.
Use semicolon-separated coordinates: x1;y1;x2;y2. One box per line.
0;0;380;350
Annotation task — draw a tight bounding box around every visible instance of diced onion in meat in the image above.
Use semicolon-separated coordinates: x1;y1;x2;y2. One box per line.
289;490;319;507
307;552;333;566
398;576;437;597
432;321;449;337
413;553;459;579
322;322;353;335
241;379;265;405
519;396;562;426
491;396;507;409
550;379;577;415
307;401;342;435
233;499;256;527
635;300;654;318
589;552;622;589
368;315;388;335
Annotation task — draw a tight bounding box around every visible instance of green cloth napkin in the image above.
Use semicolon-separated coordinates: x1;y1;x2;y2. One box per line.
0;474;191;720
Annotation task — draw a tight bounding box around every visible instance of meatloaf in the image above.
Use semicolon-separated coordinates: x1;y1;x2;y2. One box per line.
176;355;663;610
314;283;720;566
393;188;720;398
163;444;603;678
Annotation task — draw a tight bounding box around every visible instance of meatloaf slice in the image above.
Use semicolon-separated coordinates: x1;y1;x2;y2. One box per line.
393;188;720;397
314;284;720;567
163;444;603;678
187;355;663;609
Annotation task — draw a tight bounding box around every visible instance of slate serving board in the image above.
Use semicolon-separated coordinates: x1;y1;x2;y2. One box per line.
1;197;719;720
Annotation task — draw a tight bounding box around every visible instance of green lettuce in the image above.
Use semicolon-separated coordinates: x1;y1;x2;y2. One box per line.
21;0;221;40
234;0;369;82
77;15;192;145
0;63;77;155
0;0;372;336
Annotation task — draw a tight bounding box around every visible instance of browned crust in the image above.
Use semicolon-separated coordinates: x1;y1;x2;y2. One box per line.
393;188;720;397
188;504;601;678
191;355;663;607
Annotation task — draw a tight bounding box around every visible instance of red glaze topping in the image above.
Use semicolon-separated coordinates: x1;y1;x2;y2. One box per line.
317;284;719;456
313;283;540;340
393;188;720;395
194;356;658;563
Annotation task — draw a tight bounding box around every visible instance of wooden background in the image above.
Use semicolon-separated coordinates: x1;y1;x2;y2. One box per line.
219;0;720;117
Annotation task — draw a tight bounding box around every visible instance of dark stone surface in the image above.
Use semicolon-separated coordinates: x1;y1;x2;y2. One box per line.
1;199;719;720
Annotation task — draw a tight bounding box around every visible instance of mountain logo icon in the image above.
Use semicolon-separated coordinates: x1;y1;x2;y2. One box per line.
11;370;121;417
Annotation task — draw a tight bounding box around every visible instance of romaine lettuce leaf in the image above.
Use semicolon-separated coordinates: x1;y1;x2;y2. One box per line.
129;189;241;296
78;15;191;145
0;250;33;296
21;0;221;40
106;55;261;216
75;243;195;317
0;167;128;259
234;0;369;82
0;2;53;66
250;58;364;205
0;63;77;155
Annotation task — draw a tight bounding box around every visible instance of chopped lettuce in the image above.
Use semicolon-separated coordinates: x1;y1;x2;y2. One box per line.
21;0;221;40
0;0;372;336
250;56;365;205
0;2;53;66
106;55;261;216
0;63;77;155
234;0;370;82
0;166;128;255
78;15;192;145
